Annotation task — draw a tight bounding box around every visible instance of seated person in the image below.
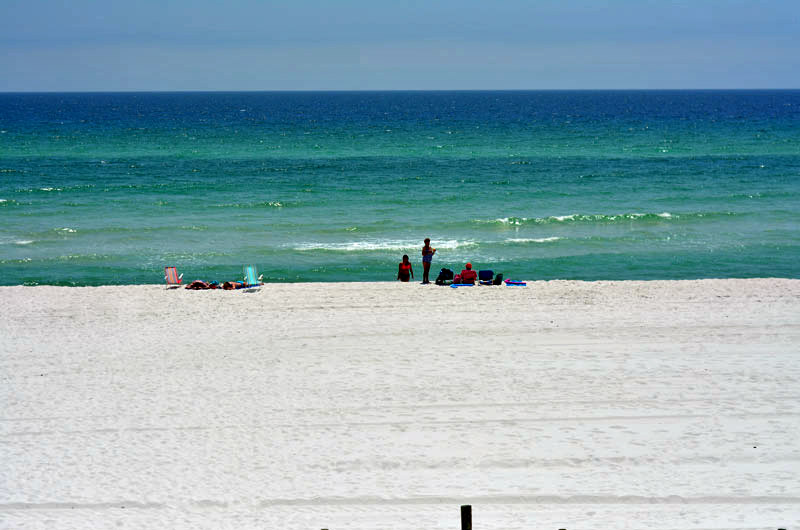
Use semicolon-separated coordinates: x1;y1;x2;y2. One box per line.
459;262;478;284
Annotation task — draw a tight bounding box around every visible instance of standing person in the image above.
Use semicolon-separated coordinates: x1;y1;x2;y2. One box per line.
397;255;414;282
421;238;436;284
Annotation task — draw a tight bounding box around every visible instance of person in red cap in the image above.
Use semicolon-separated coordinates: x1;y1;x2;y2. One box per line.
459;262;478;284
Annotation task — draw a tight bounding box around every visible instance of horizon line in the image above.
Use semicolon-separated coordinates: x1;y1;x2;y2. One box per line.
2;87;800;95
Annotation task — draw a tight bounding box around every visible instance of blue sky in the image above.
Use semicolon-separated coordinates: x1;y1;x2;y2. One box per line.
1;0;798;91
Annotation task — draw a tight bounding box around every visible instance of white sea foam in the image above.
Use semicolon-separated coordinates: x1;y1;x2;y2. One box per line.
39;187;62;192
213;200;284;208
484;212;676;225
612;212;672;220
57;227;77;233
295;241;409;252
490;217;528;225
14;240;34;245
294;239;476;252
505;237;562;244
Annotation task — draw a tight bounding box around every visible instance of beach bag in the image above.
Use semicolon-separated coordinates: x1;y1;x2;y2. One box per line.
492;273;504;285
435;268;454;285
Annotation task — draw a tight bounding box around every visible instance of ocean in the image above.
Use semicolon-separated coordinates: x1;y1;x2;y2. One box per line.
1;90;798;285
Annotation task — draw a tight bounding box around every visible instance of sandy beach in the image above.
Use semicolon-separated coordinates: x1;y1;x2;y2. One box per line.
1;279;799;529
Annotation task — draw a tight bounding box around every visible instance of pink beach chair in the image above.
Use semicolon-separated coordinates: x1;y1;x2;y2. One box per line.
164;266;183;288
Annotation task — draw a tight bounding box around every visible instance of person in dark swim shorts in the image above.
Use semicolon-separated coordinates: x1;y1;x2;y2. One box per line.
421;238;436;284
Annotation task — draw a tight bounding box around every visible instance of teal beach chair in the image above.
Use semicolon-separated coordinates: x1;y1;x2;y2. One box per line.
243;265;263;289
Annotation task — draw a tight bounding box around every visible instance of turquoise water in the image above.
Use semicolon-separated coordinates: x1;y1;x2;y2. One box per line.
1;90;799;285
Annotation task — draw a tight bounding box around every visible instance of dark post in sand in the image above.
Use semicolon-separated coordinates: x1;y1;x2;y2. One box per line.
460;504;472;530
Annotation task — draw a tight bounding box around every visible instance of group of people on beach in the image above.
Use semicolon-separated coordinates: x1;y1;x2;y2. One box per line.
182;236;476;288
398;238;479;285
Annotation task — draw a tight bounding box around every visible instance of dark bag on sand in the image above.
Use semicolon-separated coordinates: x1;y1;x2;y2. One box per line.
435;268;454;285
492;273;504;285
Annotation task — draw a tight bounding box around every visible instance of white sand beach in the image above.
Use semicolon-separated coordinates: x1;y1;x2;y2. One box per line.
1;279;799;530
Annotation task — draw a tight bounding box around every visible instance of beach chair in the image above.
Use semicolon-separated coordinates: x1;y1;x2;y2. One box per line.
478;270;494;285
435;268;454;286
243;265;263;289
164;266;183;288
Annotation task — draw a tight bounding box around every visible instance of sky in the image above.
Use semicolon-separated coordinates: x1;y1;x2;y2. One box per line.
1;0;798;91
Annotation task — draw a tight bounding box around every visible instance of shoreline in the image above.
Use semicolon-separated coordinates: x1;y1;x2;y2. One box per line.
3;276;799;288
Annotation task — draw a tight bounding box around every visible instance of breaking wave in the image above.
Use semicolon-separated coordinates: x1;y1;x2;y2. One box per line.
294;239;477;252
477;212;735;226
212;200;290;208
503;237;562;244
